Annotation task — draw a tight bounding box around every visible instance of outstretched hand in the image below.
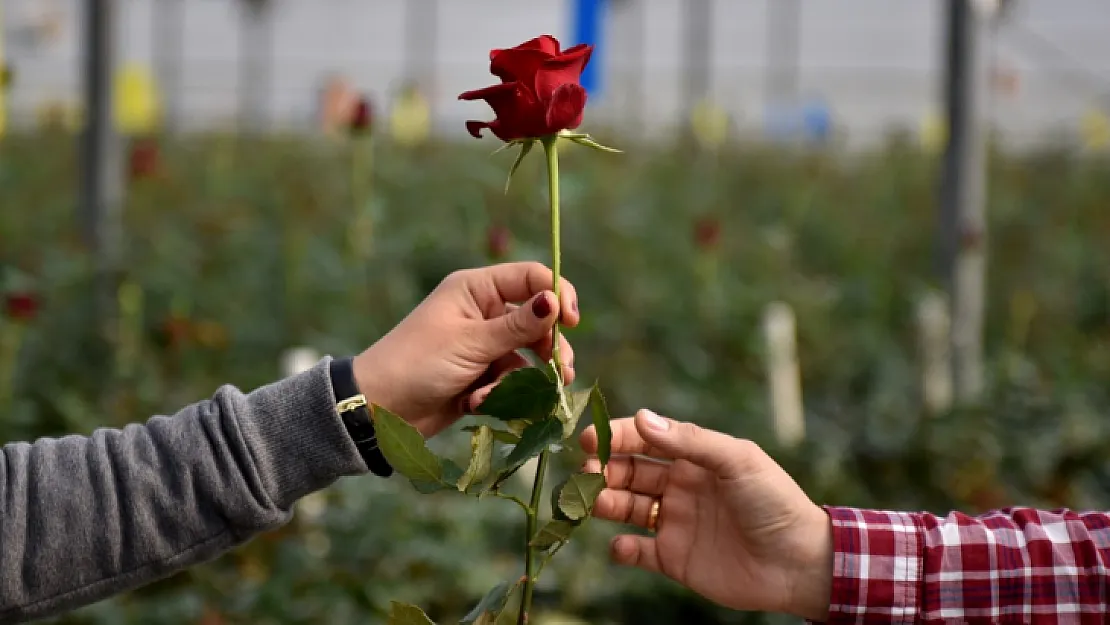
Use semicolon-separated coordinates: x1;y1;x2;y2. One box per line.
354;262;580;439
581;410;833;622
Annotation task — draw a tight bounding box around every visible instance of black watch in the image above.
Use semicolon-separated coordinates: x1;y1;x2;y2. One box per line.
328;356;394;478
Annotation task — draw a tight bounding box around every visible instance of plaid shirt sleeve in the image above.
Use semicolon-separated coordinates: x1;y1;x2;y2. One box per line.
816;506;1110;624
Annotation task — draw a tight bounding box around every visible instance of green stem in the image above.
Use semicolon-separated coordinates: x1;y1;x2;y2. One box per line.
519;450;550;625
518;135;563;625
493;492;531;516
349;136;373;261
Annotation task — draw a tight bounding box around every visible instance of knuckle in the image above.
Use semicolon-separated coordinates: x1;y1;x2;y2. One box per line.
504;311;530;338
443;269;469;287
735;437;762;456
733;438;765;470
620;496;638;524
677;421;702;443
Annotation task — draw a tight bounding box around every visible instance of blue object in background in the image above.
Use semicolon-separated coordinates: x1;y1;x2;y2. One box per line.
802;99;832;141
572;0;606;98
764;97;833;143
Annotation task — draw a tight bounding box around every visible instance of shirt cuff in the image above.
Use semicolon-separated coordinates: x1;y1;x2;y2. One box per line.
817;506;924;625
236;355;369;510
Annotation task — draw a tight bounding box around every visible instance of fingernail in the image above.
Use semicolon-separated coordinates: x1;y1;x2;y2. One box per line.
641;409;670;432
531;294;552;318
571;299;579;315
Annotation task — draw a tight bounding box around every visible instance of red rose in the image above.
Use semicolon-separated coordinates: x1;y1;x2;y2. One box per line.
459;35;592;142
486;224;512;260
128;138;160;181
349;96;372;134
159;316;192;350
4;292;39;322
694;216;721;251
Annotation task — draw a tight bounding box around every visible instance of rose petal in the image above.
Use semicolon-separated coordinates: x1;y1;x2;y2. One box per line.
534;44;593;101
459;82;518;102
467;119;518;142
465;120;491;139
460;82;547;141
489;35;559;69
544;83;588;133
490;49;552;88
499;35;561;56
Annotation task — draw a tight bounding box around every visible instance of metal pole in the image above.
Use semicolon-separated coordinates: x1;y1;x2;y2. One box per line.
238;0;271;133
682;0;712;117
153;0;185;132
80;0;123;334
765;0;801;109
939;0;988;405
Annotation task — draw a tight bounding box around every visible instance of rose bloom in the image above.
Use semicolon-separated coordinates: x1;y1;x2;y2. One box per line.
128;138;160;181
349;96;373;134
459;35;592;142
694;216;722;251
486;224;512;260
4;292;39;322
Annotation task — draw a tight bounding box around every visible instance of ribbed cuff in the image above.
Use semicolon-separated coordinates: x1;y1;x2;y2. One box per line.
238;355;368;510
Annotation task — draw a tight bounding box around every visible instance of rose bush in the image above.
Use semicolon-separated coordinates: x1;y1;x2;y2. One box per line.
3;101;1110;624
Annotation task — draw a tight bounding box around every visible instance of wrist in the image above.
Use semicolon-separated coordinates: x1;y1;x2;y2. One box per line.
352;349;387;409
787;504;834;622
329;355;394;477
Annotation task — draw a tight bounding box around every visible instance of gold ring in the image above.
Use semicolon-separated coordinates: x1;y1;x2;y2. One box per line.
648;498;661;532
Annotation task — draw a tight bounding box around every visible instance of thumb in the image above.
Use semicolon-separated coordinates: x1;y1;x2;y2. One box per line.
479;291;558;358
633;409;756;480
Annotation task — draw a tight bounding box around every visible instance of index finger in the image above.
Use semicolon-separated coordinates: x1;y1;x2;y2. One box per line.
469;261;580;327
581;417;654;457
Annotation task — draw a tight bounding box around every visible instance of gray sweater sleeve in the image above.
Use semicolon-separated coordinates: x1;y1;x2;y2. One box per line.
0;356;369;623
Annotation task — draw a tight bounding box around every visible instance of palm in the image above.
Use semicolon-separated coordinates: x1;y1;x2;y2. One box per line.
585;413;833;621
653;462;784;611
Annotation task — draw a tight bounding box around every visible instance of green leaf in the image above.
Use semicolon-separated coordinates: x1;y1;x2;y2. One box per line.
529;519;577;550
549;476;572;521
477;367;559;422
565;133;623;153
504;140;536;193
458;425;494;492
492;606;519;625
412;459;465;494
545;358;573;435
557;472;606;521
490;138;529;157
503;417;563;468
462;425;520;444
488;581;525;625
505;419;531;437
484;462;524;495
590;385;613;467
387;601;436;625
371;405;442;483
559;388;594;438
460;581;511;624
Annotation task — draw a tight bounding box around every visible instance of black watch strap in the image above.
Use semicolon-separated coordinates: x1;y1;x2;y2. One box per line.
328;356;394;478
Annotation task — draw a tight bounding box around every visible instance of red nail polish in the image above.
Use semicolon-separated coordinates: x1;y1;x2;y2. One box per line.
571;299;579;315
532;295;552;318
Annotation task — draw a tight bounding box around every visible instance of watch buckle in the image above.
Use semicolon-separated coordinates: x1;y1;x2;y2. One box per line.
337;394;368;414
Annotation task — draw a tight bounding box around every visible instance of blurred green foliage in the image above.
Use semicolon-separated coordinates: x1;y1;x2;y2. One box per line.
2;130;1110;624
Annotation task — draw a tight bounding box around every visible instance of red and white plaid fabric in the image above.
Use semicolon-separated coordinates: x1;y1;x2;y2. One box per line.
817;506;1110;624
